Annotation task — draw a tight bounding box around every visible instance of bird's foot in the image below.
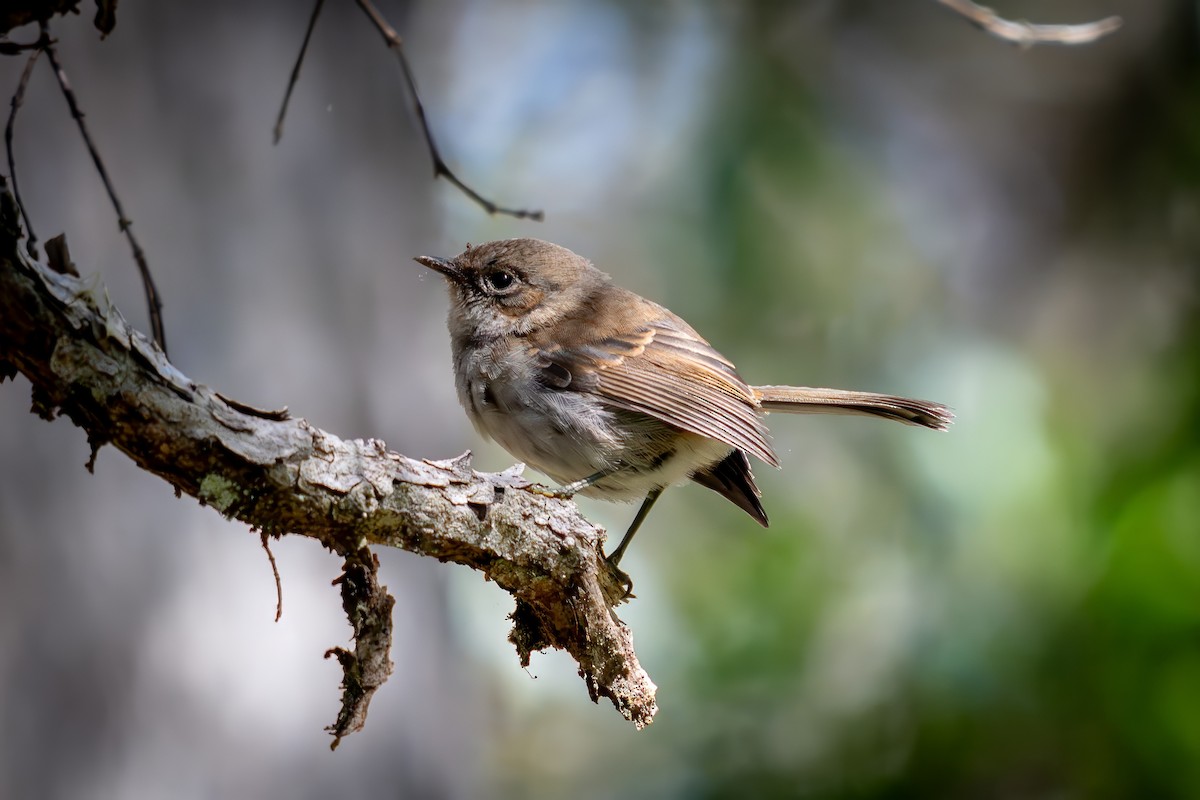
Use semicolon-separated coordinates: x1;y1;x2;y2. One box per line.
603;555;636;601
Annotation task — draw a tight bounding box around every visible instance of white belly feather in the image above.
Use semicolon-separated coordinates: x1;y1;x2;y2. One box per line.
453;343;731;502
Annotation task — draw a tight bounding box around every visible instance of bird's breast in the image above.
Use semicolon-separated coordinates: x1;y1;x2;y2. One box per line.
449;336;734;502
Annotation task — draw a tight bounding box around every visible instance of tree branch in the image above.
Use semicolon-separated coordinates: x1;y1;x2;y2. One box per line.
0;179;657;738
935;0;1122;47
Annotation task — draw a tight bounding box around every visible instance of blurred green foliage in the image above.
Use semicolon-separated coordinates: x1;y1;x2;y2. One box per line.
497;4;1200;798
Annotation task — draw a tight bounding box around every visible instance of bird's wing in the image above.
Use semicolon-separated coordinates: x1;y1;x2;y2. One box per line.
533;318;779;467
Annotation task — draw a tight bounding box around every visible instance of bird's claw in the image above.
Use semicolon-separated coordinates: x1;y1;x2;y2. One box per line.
603;557;636;601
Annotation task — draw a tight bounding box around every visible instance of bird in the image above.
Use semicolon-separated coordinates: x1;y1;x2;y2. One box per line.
415;238;951;570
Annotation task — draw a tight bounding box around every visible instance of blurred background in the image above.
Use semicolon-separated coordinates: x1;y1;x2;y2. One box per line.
1;0;1197;797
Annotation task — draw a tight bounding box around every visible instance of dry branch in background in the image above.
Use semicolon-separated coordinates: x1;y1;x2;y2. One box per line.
39;22;169;355
273;0;326;145
0;181;657;743
5;39;41;258
3;6;170;355
936;0;1122;47
274;0;544;221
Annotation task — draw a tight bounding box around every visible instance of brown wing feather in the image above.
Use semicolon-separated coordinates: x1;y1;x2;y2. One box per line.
534;315;779;468
691;449;769;526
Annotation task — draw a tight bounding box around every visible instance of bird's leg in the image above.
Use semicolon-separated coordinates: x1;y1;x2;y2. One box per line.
532;472;663;600
607;487;663;567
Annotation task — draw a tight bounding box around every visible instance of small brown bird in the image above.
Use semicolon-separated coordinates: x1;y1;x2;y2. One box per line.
416;238;951;568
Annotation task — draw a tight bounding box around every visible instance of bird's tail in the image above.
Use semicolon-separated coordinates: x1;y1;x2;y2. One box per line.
751;386;953;431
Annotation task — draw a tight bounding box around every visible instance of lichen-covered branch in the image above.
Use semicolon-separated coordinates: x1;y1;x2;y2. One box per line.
0;180;657;737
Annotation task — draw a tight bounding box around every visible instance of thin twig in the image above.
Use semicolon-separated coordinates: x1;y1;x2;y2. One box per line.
353;0;544;221
274;0;326;145
41;22;169;355
5;42;42;259
936;0;1122;47
261;530;284;622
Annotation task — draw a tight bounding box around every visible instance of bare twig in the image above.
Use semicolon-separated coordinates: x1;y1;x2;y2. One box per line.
260;530;284;622
0;181;656;737
274;0;543;219
6;42;42;259
41;22;169;355
936;0;1122;47
353;0;544;221
274;0;326;145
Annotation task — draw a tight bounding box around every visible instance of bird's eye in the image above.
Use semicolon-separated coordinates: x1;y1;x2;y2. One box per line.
486;270;515;291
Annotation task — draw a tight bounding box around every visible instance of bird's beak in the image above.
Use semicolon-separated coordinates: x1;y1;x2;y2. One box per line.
413;255;461;282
